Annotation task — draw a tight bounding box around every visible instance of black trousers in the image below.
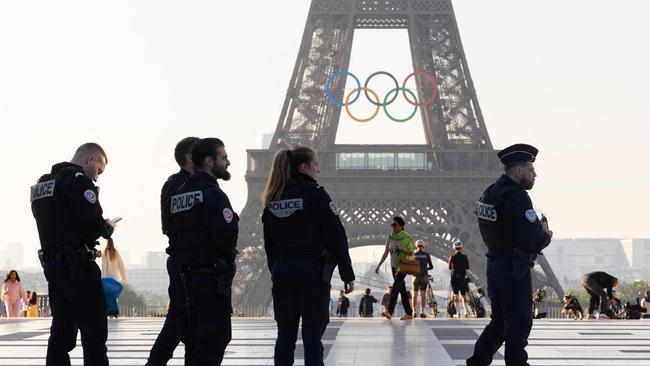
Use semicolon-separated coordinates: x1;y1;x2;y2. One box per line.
182;270;232;365
44;259;108;366
272;257;330;366
388;266;413;316
147;256;187;365
581;276;609;315
467;258;533;366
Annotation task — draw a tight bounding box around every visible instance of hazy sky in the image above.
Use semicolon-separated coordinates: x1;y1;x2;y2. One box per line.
1;1;649;267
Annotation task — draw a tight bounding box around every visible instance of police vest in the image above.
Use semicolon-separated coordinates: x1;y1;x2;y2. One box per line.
31;165;89;249
475;183;520;256
161;170;191;255
170;179;216;267
264;180;320;256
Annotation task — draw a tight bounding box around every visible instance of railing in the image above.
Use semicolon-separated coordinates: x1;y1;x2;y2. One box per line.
9;303;584;320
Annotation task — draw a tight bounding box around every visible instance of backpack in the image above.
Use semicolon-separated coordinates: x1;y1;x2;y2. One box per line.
475;295;486;318
447;300;457;317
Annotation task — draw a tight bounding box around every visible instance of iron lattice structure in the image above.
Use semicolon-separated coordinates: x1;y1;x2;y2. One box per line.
233;0;563;309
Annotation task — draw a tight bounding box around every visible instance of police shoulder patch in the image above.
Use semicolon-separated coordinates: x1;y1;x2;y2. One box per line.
329;201;338;216
525;209;537;223
84;189;97;204
223;208;234;223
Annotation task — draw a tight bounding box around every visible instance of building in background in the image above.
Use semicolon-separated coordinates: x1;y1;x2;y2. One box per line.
0;242;24;269
542;239;648;290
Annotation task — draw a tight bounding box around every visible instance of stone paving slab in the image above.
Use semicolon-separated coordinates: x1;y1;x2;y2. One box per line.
0;318;648;365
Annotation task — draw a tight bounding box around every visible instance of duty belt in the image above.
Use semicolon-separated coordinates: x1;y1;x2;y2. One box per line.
41;245;101;261
180;259;235;274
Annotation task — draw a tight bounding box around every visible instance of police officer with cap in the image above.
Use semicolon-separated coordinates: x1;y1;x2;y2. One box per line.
30;142;116;365
170;137;238;365
147;137;200;366
262;147;355;366
467;143;553;366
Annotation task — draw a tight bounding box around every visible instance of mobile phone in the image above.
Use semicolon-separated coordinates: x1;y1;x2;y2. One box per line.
111;217;122;224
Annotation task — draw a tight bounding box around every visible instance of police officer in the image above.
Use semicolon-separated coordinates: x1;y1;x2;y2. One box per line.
467;144;553;366
147;137;200;366
30;143;116;366
170;137;238;365
262;147;355;366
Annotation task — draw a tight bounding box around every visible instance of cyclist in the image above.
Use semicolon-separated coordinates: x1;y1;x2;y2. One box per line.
448;241;470;317
412;240;433;318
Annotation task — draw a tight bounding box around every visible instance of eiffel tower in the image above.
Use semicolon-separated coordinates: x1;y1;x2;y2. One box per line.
232;0;563;310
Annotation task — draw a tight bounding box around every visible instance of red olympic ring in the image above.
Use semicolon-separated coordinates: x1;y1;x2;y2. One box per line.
401;70;438;107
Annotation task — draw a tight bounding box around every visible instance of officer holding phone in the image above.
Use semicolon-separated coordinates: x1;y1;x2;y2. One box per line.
30;143;116;366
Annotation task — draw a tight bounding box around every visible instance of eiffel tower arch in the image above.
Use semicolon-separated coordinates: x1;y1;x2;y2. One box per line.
233;0;563;310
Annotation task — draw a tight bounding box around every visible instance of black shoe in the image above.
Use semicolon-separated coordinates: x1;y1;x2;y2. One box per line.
420;313;426;318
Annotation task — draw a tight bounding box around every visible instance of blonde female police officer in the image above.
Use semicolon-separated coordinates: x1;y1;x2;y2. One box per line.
262;147;355;366
467;144;553;366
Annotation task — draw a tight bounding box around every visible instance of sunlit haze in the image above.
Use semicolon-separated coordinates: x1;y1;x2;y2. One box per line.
1;0;649;268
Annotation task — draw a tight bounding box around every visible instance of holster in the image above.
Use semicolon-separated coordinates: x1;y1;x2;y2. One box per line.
37;249;46;269
511;252;535;280
63;247;89;280
215;259;236;297
320;249;336;286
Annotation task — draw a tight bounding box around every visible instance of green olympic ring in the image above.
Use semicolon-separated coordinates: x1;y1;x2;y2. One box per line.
382;87;419;123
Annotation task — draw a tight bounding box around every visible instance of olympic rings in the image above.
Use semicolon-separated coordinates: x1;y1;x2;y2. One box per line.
345;87;381;123
325;71;361;107
383;88;419;123
364;71;399;106
325;70;438;122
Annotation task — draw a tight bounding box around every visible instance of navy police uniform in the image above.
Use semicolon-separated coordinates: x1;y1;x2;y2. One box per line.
170;170;238;365
467;144;551;366
30;162;113;366
147;169;191;366
263;173;355;366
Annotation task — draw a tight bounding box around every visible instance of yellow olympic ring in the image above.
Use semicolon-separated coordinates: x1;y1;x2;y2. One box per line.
344;87;380;123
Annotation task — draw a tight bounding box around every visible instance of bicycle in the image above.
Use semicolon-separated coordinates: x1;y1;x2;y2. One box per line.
424;275;438;318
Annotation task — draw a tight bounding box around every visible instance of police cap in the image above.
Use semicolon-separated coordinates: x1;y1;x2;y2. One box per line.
497;144;538;165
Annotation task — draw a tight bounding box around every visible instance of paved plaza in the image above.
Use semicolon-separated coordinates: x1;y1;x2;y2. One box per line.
0;318;649;365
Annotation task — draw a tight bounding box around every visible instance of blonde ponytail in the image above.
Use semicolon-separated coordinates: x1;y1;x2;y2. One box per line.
262;147;316;207
263;149;292;207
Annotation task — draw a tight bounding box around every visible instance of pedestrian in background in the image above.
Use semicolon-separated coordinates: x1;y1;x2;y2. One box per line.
2;270;29;317
336;290;350;317
102;237;127;317
581;271;618;319
27;292;39;317
359;288;377;318
375;216;415;320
